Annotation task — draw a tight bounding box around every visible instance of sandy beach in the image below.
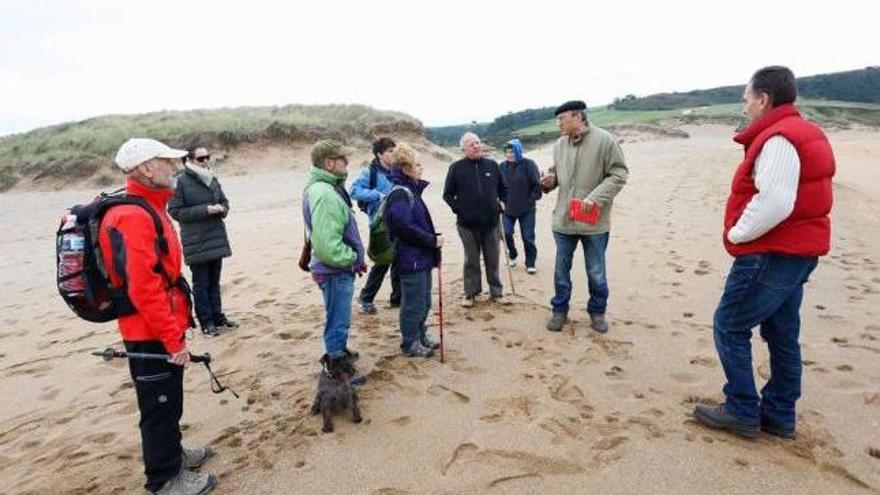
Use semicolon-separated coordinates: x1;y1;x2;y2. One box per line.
0;124;878;494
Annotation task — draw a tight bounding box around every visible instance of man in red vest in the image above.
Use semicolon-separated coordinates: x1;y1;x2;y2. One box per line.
694;66;835;440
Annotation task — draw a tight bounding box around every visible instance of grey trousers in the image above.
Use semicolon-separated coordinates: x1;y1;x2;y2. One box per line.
457;224;503;298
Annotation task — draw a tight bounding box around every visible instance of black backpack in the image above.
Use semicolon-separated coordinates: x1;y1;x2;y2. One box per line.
355;163;378;213
56;189;187;323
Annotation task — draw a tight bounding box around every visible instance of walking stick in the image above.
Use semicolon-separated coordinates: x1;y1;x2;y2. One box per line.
498;215;516;296
438;255;445;364
91;347;239;398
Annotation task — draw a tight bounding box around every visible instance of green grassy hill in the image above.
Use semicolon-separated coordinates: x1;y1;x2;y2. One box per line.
0;104;423;192
427;67;880;147
612;66;880;110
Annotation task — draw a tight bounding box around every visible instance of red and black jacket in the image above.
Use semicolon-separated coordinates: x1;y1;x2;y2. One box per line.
98;178;191;353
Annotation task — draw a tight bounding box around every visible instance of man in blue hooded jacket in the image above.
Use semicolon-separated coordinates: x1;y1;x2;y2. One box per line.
350;137;400;314
500;139;542;273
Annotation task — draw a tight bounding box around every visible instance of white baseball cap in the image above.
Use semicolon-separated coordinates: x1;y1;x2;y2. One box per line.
114;138;187;172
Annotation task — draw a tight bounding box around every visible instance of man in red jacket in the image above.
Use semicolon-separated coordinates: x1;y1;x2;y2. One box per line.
99;138;216;494
694;67;835;440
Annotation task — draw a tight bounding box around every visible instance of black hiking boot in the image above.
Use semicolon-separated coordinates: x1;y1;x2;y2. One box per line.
589;313;609;334
420;334;440;350
547;313;567;332
402;341;434;358
201;323;220;338
693;404;760;439
761;418;796;440
216;318;239;329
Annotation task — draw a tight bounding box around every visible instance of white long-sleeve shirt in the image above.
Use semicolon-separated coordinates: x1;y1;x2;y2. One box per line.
728;136;801;244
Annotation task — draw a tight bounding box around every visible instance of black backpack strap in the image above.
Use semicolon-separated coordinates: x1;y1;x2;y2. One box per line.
101;194;195;327
332;184;354;209
369;162;378;190
113;196;175;287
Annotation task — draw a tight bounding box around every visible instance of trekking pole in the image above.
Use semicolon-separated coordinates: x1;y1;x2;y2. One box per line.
498;214;516;296
91;347;239;398
438;254;445;364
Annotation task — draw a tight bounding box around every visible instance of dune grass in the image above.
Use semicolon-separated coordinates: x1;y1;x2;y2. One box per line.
0;104;421;174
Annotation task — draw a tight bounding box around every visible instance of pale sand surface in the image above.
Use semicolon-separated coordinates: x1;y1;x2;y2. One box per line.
0;126;878;494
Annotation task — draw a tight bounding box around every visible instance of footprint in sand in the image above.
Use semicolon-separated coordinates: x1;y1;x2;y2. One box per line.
688;356;716;367
667;261;686;273
85;432;117;445
546;375;593;410
442;442;584;477
391;416;412;426
604;366;625;379
694;260;711;275
592;435;629;463
670;372;702;384
427;384;470;404
38;388;61;401
627;416;665;439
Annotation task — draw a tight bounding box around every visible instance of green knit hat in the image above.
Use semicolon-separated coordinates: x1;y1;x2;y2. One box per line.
311;139;353;166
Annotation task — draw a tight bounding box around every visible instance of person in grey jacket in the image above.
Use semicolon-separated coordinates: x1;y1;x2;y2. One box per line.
540;101;628;335
168;147;237;337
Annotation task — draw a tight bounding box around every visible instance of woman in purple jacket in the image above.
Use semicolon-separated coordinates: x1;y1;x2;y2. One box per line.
386;143;445;358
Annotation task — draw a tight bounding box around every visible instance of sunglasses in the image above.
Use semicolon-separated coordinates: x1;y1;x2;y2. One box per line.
195;155;211;163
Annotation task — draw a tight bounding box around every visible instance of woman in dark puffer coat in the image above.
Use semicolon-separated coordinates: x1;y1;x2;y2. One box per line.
168;147;237;337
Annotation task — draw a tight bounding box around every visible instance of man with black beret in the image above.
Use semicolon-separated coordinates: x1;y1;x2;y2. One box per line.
539;100;628;334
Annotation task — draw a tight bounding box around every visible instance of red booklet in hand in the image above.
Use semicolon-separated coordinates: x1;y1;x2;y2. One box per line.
569;199;600;224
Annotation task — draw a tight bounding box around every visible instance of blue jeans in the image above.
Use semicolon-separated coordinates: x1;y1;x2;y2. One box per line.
318;272;355;355
399;270;432;348
551;231;609;315
503;211;537;268
713;254;818;430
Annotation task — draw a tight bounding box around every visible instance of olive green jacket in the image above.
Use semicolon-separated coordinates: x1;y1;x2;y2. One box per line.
547;124;628;234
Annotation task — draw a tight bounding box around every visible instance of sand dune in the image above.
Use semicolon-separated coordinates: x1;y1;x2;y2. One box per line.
0;125;878;494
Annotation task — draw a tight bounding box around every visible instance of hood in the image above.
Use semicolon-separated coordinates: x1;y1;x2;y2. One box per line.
505;138;523;162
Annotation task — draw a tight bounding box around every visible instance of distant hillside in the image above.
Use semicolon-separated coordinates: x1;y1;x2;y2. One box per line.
612;66;880;110
425;107;558;147
510;99;880;145
0;104;423;192
427;66;880;147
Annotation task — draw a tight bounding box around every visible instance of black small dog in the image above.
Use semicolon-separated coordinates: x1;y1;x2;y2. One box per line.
311;354;363;433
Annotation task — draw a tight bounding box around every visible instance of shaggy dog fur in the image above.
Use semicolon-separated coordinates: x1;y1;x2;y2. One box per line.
311;354;363;433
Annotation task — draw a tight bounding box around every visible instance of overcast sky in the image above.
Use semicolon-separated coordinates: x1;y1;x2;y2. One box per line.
1;0;877;137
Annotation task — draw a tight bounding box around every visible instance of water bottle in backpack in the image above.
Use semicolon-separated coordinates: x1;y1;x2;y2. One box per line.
57;214;86;295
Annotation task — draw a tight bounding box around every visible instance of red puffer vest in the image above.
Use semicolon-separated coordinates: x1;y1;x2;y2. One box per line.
723;104;835;257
